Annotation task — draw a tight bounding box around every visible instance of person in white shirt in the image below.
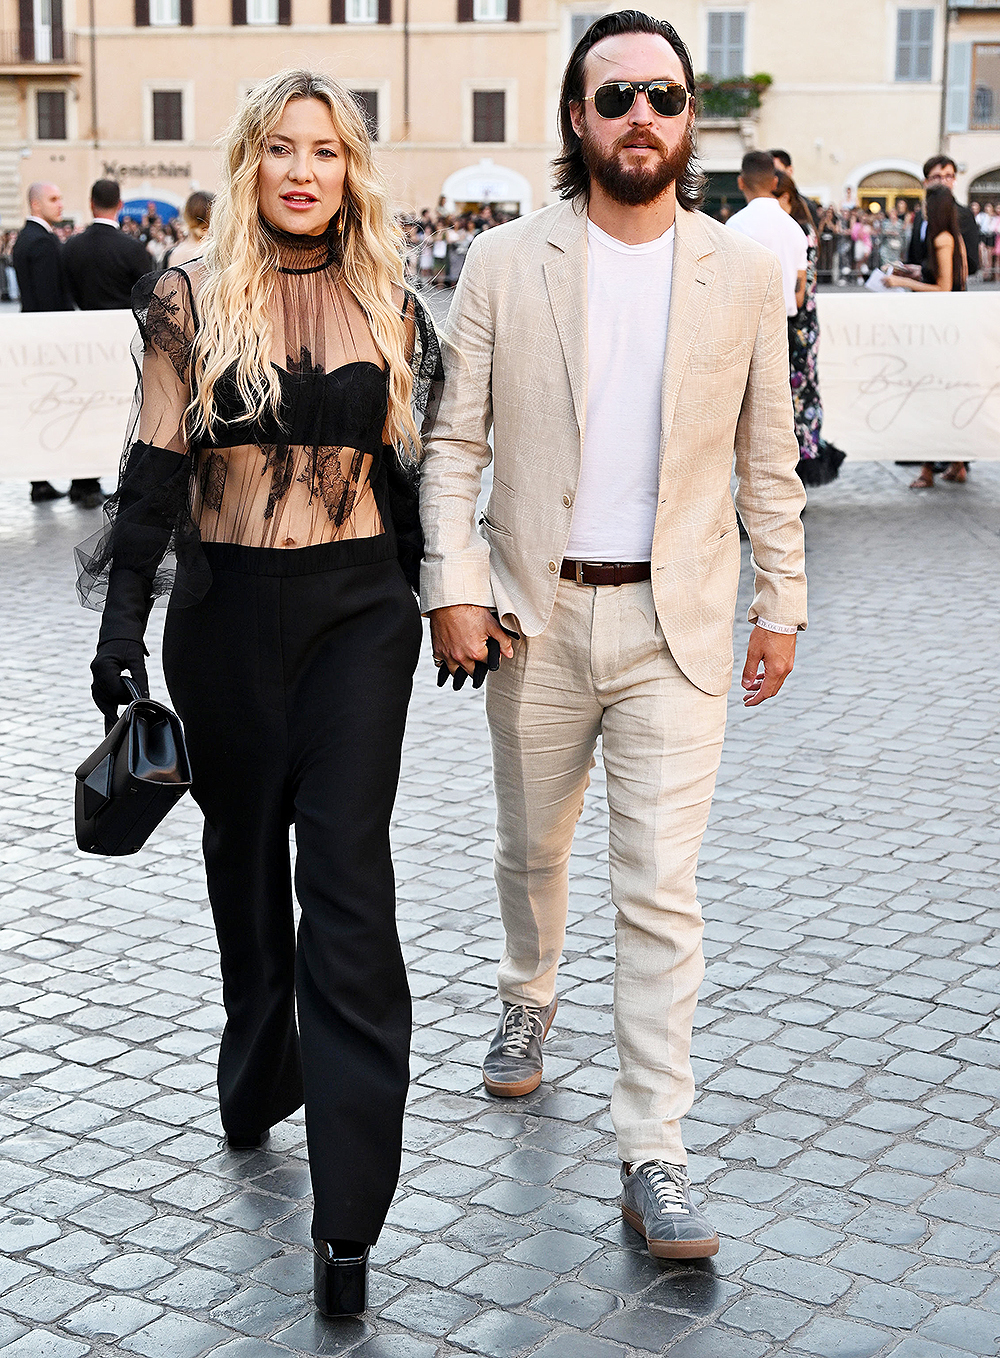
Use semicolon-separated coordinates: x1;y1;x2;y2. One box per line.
421;12;806;1264
727;150;807;316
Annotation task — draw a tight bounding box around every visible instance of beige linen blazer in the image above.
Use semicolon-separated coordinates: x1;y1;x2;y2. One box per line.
419;198;807;697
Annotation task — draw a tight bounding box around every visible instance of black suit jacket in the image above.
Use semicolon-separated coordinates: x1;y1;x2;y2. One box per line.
12;220;73;312
62;222;154;310
907;203;981;277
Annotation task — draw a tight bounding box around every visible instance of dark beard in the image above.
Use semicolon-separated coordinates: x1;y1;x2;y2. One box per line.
580;120;694;207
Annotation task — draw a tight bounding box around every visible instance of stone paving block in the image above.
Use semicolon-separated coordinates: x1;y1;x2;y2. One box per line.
351;1337;438;1358
885;1340;978;1358
742;1257;851;1305
446;1308;550;1355
907;1264;991;1303
663;1327;769;1358
119;1311;235;1357
381;1285;479;1335
720;1292;812;1340
790;1314;892;1358
62;1294;164;1339
755;1219;843;1256
848;1280;934;1329
529;1336;629;1358
209;1282;307;1335
918;1305;1000;1353
0;1273;98;1321
0;1334;92;1358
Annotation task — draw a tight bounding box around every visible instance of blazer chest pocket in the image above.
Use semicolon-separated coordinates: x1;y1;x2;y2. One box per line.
688;338;752;373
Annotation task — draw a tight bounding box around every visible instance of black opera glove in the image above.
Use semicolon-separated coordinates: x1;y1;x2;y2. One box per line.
90;567;154;722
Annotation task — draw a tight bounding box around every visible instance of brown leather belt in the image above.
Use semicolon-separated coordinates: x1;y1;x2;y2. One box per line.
561;559;652;586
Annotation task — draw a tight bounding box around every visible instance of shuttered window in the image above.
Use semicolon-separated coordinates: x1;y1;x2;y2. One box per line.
895;9;934;82
152;89;184;140
36;90;66;139
473;90;505;142
351;88;379;139
706;11;745;79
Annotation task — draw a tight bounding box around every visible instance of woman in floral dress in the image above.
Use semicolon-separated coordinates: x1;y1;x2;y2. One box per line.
775;172;844;486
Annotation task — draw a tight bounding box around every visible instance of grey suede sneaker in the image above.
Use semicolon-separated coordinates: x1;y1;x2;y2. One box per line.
482;998;558;1097
620;1160;719;1259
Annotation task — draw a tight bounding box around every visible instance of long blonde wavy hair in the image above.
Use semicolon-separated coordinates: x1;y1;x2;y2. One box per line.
189;69;419;456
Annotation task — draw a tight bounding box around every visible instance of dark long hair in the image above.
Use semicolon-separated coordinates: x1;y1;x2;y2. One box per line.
553;9;705;210
774;170;812;231
924;185;965;289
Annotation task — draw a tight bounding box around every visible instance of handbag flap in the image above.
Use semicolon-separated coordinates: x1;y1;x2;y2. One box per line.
128;703;191;786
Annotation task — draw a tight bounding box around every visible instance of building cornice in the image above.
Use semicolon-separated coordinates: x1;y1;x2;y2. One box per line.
71;22;557;37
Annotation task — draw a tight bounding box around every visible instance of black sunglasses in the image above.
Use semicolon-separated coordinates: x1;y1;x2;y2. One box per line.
584;79;692;121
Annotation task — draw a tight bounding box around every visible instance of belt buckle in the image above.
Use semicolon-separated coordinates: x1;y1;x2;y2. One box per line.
575;560;586;585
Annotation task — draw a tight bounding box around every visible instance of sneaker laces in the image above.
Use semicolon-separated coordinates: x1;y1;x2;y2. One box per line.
635;1161;691;1216
500;1003;545;1058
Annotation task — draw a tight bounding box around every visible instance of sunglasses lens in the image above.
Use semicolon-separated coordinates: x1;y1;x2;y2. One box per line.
648;83;689;117
593;83;636;119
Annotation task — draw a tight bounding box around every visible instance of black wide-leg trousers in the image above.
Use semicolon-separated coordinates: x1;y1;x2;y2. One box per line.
162;540;422;1243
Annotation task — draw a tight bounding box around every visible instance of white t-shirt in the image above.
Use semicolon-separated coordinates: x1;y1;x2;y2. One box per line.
565;219;674;563
726;196;807;316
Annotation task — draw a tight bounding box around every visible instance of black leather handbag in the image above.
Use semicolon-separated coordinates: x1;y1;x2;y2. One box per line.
75;679;192;856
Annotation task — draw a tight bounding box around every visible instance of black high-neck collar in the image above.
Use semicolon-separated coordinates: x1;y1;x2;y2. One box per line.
260;215;339;274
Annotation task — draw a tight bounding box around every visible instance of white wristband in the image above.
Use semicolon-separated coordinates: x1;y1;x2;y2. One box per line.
754;618;798;635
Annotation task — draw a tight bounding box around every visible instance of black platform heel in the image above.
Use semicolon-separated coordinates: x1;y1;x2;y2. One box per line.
313;1238;370;1316
224;1128;270;1150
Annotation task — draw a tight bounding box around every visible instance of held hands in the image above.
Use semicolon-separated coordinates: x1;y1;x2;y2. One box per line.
741;627;796;708
429;605;518;690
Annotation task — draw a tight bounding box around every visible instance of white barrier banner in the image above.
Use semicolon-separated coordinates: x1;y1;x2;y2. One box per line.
816;292;1000;460
0;309;136;480
1;294;997;479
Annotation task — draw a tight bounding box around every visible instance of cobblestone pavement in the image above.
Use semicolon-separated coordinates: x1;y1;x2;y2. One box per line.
2;457;1000;1358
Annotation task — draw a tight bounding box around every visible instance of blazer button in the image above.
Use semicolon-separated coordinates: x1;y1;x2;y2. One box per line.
562;494;573;507
548;561;558;573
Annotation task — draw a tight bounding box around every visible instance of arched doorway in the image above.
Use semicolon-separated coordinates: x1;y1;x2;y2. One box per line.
440;159;533;217
970;167;1000;208
858;169;923;216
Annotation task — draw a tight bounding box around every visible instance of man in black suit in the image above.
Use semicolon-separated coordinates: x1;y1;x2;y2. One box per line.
12;182;76;503
907;156;981;278
63;178;153;311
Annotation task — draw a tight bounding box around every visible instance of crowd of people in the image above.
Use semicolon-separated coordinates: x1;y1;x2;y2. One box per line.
399;204;514;288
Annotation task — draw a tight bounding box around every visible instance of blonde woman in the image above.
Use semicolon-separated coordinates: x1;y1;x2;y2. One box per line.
161;189;214;269
78;70;440;1316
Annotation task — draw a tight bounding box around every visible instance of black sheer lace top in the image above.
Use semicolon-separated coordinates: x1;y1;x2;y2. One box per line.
77;221;442;609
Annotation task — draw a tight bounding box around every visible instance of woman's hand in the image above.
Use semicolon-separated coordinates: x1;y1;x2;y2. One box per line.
91;640;149;723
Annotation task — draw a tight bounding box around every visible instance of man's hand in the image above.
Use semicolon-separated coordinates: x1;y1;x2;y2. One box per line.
741;627;796;707
429;605;516;679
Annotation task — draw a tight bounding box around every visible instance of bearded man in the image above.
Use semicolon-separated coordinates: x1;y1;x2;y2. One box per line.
420;10;807;1258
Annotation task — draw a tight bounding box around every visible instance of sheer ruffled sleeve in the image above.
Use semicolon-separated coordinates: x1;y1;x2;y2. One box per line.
383;290;444;592
76;266;210;612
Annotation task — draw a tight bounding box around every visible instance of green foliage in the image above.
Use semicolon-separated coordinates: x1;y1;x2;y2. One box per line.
696;73;773;118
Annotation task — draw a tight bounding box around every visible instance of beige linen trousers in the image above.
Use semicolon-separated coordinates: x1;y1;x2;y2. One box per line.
419;199;807;1164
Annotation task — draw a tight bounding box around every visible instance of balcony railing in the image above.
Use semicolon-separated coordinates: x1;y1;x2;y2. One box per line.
696;74;772;120
0;29;77;65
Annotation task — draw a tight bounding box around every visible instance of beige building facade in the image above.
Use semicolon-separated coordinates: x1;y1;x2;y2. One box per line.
1;0;998;228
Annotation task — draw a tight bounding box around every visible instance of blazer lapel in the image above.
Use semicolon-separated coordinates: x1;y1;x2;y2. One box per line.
542;202;588;433
660;209;717;456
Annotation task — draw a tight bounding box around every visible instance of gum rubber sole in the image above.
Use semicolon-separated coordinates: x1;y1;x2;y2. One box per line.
621;1204;720;1259
481;1000;558;1098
